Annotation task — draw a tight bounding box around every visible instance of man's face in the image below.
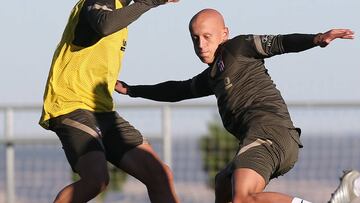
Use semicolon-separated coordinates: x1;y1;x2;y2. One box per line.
190;16;228;64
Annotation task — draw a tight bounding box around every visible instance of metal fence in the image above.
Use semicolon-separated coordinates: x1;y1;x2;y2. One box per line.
1;102;360;203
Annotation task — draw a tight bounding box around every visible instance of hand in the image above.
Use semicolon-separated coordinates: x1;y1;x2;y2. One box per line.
115;80;129;95
315;29;355;47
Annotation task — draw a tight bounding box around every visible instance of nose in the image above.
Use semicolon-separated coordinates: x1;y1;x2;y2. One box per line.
198;37;206;50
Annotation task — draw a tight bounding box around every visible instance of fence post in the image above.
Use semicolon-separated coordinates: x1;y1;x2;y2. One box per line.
162;105;172;168
5;108;15;203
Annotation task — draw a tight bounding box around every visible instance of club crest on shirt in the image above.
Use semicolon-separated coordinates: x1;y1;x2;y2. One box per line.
217;57;225;72
210;54;226;78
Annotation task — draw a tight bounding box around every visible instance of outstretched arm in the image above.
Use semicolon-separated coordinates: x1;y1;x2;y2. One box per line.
115;80;196;102
250;29;354;58
115;68;213;102
283;28;354;52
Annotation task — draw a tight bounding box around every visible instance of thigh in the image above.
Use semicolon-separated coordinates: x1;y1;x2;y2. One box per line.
49;109;105;172
117;143;167;184
215;160;267;202
232;168;266;196
231;125;299;184
75;151;109;180
99;112;145;167
267;126;300;179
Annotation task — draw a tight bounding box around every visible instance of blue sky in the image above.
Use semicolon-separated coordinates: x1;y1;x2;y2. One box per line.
0;0;359;105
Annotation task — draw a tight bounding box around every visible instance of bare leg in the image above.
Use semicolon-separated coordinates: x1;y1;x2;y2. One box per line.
54;151;109;203
118;143;180;203
231;168;293;203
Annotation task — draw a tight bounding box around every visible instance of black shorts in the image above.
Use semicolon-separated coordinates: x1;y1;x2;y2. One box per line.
224;125;302;184
49;109;145;172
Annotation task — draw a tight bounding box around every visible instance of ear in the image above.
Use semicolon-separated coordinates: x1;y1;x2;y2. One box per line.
222;27;229;40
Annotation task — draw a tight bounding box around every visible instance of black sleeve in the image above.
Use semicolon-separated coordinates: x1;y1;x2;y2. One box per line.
128;68;213;102
251;34;317;58
282;34;317;53
190;67;213;98
83;0;156;36
128;80;194;102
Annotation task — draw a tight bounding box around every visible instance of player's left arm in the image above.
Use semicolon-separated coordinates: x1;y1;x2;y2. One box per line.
282;28;354;52
252;29;354;58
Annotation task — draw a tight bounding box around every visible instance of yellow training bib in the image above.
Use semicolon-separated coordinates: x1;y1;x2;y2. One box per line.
40;0;128;129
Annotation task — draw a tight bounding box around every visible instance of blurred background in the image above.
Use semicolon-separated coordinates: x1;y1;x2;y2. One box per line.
1;0;360;203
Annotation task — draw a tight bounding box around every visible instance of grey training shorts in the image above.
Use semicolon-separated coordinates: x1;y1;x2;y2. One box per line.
224;125;302;184
49;109;145;172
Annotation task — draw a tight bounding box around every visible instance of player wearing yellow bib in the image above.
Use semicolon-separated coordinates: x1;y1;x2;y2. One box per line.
39;0;180;202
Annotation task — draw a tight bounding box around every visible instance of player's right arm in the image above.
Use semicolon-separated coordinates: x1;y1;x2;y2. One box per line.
115;68;213;102
73;0;178;46
85;0;176;36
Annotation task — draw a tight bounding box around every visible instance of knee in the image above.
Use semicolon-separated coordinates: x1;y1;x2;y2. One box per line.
81;170;110;193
